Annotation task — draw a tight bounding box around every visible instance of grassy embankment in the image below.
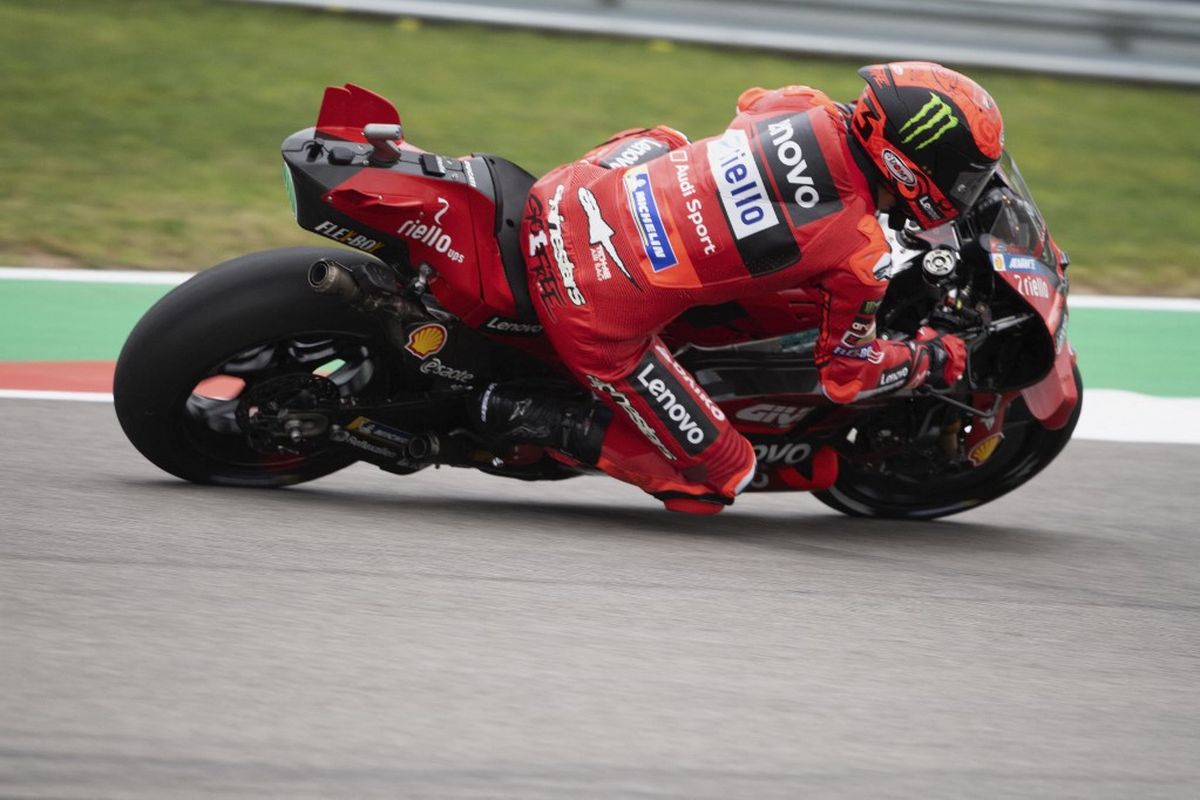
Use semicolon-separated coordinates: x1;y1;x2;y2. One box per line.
1;0;1198;293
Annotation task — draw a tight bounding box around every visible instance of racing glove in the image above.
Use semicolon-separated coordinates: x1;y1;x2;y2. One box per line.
915;327;967;390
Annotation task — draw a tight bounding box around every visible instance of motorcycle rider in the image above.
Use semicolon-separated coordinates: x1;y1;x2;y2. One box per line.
475;61;999;514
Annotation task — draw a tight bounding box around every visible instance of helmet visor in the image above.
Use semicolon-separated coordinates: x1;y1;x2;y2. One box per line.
947;162;997;212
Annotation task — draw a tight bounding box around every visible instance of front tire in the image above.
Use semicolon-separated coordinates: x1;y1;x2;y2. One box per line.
114;247;396;487
814;366;1083;520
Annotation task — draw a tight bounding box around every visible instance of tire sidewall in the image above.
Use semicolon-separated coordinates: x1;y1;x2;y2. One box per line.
814;368;1084;520
114;248;392;486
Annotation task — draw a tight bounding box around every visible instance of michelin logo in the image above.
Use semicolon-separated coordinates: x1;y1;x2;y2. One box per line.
623;167;677;272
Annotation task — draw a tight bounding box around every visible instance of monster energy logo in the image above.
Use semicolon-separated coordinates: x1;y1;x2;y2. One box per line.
899;93;958;150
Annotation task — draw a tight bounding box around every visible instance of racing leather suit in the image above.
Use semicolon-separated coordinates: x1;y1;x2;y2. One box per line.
523;86;960;512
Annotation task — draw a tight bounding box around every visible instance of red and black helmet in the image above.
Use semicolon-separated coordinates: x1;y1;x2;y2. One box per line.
851;61;1004;229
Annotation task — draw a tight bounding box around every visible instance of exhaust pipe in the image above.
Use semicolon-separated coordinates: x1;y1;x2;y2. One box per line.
310;257;431;325
308;259;361;300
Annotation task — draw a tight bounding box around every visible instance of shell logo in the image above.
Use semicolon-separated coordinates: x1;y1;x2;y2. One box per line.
967;432;1004;467
404;323;447;359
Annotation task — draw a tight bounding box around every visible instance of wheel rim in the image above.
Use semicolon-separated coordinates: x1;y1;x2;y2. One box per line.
826;417;1041;517
821;383;1081;520
177;333;390;473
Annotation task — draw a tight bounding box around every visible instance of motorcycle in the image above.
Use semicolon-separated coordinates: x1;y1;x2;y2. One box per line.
114;84;1081;519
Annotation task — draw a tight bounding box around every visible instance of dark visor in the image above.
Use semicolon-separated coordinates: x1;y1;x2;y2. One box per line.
947;163;998;212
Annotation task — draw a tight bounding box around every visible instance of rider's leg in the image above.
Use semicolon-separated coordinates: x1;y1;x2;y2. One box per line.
570;335;757;513
470;382;610;466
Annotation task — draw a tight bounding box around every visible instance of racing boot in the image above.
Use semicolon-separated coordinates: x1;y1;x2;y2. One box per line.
470;383;609;465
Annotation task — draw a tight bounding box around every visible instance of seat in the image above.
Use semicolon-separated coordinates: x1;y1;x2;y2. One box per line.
479;155;538;322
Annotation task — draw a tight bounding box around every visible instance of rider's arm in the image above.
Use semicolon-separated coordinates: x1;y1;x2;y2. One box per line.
814;217;964;403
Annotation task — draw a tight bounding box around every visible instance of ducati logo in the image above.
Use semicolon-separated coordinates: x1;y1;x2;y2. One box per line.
404;323;447;359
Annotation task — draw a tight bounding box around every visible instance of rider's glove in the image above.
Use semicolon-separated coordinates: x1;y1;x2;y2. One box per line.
915;327;967;390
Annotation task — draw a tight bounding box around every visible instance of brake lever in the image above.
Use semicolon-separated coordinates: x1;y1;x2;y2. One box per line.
985;312;1035;333
922;311;1033;347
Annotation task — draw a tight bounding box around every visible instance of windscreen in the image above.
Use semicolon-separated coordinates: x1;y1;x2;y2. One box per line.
987;151;1055;265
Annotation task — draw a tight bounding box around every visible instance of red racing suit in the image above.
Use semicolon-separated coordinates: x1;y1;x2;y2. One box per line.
522;86;950;511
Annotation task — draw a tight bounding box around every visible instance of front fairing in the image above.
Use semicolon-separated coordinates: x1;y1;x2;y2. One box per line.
987;151;1077;427
890;150;1077;426
986;152;1068;325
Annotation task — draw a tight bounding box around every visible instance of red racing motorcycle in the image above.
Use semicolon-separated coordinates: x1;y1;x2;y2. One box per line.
114;84;1081;519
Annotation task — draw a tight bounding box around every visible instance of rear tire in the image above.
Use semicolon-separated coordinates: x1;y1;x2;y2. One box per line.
813;366;1082;520
114;247;395;487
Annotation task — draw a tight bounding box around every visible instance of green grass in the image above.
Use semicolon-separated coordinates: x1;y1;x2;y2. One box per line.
2;0;1198;293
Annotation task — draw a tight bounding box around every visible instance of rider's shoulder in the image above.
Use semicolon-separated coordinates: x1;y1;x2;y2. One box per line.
735;85;836;115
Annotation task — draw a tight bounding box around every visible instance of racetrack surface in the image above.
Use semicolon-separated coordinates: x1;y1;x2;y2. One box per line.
2;399;1198;798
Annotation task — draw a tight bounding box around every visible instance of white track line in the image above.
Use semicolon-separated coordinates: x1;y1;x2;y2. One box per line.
0;389;114;403
2;387;1196;445
1072;391;1200;445
2;267;1198;311
1069;295;1200;312
0;267;194;285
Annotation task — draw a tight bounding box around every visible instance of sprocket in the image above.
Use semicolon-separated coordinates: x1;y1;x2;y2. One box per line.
236;373;342;454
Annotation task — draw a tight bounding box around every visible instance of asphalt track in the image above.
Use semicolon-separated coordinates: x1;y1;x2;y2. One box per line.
2;398;1198;798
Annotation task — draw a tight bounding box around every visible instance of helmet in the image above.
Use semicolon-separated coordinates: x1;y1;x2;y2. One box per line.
851;62;1004;229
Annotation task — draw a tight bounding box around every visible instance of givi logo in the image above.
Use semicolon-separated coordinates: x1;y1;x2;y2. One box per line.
404;324;447;359
735;403;808;428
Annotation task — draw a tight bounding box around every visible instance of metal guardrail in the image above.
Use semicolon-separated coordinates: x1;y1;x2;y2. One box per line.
234;0;1200;86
